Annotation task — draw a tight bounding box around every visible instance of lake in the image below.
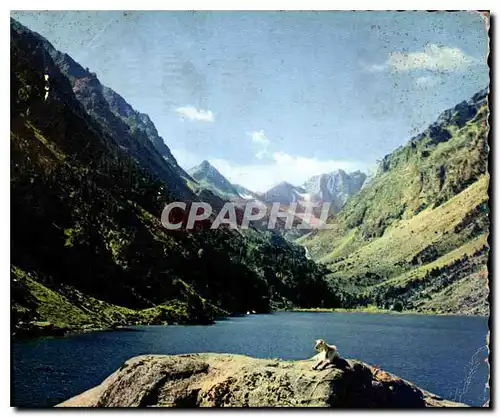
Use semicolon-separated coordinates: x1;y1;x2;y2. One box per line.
12;312;489;407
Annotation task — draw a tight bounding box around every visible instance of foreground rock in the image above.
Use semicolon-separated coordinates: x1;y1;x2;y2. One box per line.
58;354;467;408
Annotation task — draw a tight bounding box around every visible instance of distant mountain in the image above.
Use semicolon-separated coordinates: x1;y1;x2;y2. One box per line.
299;88;490;316
258;170;366;214
233;184;261;200
302;170;367;213
188;160;241;199
260;182;307;205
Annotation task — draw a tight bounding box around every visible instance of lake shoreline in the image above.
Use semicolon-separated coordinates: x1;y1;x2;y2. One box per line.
12;311;247;341
290;307;489;318
12;307;488;342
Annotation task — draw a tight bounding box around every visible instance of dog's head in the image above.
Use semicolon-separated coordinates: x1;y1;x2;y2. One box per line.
314;339;326;351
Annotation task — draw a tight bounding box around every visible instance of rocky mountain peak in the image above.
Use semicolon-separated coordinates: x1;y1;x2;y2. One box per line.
188;161;240;199
301;169;367;212
200;160;212;170
190;160;218;178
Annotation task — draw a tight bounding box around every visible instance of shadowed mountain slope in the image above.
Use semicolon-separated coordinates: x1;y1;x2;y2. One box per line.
10;19;345;337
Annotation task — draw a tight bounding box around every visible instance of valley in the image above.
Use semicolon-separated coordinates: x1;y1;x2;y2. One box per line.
10;19;343;338
298;89;490;316
169;89;490;317
9;10;491;410
10;15;490;344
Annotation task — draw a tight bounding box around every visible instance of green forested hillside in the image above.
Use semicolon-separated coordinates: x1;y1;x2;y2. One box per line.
298;89;490;315
10;19;343;337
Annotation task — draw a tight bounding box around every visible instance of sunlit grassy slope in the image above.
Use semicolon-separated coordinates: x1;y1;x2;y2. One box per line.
299;90;490;315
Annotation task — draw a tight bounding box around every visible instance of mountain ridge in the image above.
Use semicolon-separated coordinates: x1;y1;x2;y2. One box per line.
10;17;489;339
298;87;490;315
187;159;368;213
10;19;345;337
301;169;367;213
188;160;241;199
11;17;196;201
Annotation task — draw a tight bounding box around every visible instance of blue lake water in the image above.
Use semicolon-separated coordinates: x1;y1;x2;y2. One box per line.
12;312;489;407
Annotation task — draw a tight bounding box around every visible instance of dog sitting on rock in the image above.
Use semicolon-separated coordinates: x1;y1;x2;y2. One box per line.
311;339;351;371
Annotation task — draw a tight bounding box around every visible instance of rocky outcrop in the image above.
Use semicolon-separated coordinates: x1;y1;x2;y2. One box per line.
57;354;466;408
302;170;367;213
260;181;307;205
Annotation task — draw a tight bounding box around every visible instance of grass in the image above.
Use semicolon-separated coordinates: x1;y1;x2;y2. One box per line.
303;108;488;262
12;266;95;329
297;98;489;315
13;266;142;332
28;122;66;162
376;234;488;289
322;174;487;277
292;305;476;317
418;267;489;316
12;264;230;338
318;227;359;263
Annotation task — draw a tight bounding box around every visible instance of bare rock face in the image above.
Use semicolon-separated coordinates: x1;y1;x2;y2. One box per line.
57;354;467;408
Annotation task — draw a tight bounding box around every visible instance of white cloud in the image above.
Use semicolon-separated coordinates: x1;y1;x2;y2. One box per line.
248;130;269;145
366;44;477;73
247;130;270;159
175;106;214;122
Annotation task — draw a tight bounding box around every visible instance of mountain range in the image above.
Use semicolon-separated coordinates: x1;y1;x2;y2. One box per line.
10;19;343;337
10;16;490;341
298;88;490;315
187;161;368;214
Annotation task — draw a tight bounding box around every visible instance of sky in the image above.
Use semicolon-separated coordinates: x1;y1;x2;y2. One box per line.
12;11;489;192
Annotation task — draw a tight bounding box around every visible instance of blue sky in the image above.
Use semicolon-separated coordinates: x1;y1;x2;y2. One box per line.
12;11;489;192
